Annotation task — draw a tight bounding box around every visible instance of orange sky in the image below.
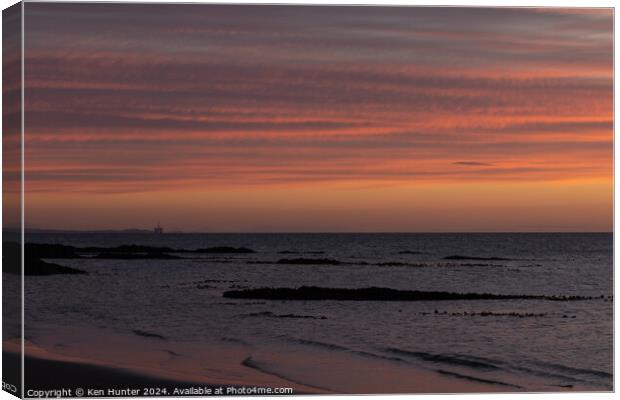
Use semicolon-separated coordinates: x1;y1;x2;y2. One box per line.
16;4;613;232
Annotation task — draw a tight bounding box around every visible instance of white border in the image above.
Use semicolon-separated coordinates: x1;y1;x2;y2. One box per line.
0;2;616;400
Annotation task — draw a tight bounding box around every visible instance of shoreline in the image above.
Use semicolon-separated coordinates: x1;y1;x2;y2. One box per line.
4;333;514;396
4;339;323;395
8;352;230;397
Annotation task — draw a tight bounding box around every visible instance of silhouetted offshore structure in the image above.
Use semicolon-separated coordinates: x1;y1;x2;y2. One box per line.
154;222;163;234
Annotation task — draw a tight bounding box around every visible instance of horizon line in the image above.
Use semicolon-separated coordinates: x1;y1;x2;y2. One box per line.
8;227;614;235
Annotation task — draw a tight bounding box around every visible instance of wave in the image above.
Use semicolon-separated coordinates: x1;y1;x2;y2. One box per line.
495;361;611;389
241;356;333;392
286;338;351;352
385;348;502;371
132;329;166;340
531;360;612;379
384;347;610;389
163;349;181;357
286;338;405;363
287;338;527;389
436;369;523;389
387;346;610;388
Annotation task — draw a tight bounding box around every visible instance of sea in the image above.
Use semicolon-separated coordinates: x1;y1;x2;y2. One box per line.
19;232;613;392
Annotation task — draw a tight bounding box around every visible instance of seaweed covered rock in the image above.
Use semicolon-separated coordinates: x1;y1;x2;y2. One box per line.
223;286;596;302
3;242;87;275
194;246;256;254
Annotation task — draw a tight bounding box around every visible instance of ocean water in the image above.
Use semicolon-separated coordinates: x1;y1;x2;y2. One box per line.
22;233;613;392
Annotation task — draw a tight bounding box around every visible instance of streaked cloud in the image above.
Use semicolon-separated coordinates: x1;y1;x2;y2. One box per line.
453;162;495;167
21;4;612;231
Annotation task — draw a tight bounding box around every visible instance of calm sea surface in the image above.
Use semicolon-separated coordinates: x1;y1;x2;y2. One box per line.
21;233;613;391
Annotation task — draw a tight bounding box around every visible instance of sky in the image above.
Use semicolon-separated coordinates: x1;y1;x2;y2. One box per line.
3;3;21;229
20;4;613;232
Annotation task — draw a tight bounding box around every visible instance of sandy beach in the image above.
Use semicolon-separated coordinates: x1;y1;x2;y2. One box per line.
8;352;218;396
4;331;512;396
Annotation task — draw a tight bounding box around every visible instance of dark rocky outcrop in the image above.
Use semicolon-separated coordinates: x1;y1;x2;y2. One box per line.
93;252;182;260
24;258;88;276
243;311;327;320
223;286;599;302
84;245;177;254
193;246;255;254
3;243;87;275
277;258;344;265
19;242;258;260
25;243;81;259
444;255;512;261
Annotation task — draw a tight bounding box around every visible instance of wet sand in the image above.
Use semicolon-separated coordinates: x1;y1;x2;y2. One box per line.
4;332;512;396
7;352;219;395
4;339;319;395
